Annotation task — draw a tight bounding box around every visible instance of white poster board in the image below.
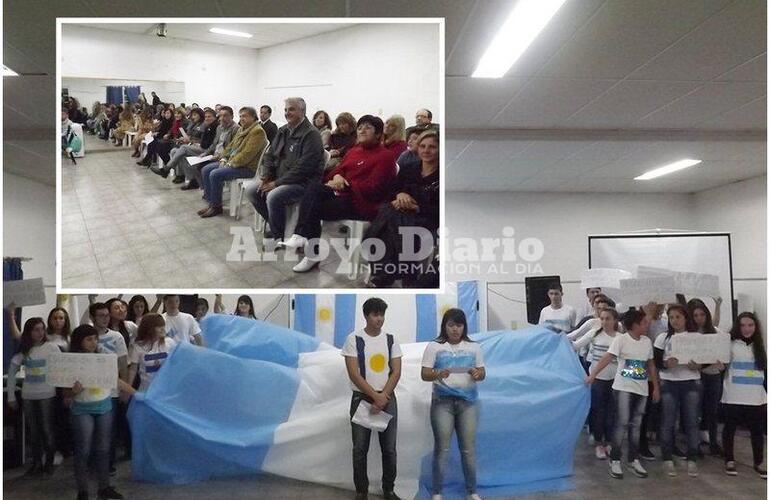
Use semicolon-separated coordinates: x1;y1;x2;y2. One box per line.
637;266;720;297
3;278;46;307
580;268;632;290
46;352;118;390
669;332;731;364
619;277;677;306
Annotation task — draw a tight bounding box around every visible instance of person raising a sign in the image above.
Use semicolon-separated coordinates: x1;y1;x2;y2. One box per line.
653;304;701;478
66;324;136;500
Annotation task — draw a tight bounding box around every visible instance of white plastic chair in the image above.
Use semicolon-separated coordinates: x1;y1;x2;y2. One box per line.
340;220;371;280
228;140;269;219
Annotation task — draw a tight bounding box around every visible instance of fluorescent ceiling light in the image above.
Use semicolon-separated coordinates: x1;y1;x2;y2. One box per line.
209;27;253;38
472;0;567;78
3;65;19;76
634;159;702;180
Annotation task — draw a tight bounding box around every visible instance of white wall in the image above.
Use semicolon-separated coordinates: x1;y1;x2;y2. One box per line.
62;25;261;112
61;23;440;127
445;189;766;331
693;175;767;326
3;174;57;320
256;23;440;127
62;78;186;112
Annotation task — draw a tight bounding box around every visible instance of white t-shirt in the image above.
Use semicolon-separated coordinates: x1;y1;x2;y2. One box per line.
538;304;577;333
46;334;69;352
722;339;766;406
575;329;618;381
608;333;653;396
7;342;61;402
124;320;139;344
422;340;484;401
577;301;594;323
341;330;402;392
129;338;178;392
97;329;128;397
163;312;201;344
654;332;701;382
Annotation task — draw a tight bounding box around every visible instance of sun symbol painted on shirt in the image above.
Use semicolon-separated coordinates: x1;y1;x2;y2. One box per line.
370;354;387;373
318;307;332;322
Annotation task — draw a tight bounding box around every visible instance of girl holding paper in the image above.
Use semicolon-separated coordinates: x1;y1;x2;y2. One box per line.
421;308;485;500
66;324;135;500
721;312;766;478
654;304;702;478
687;299;727;456
7;317;61;476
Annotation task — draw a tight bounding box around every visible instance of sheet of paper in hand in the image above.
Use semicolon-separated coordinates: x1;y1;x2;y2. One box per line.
46;352;118;390
351;400;393;432
670;332;731;364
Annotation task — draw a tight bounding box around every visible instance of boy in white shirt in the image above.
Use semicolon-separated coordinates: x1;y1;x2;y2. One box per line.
538;283;576;333
341;298;402;500
161;295;203;346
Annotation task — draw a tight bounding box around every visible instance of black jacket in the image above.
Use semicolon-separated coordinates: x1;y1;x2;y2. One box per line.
262;117;324;187
261;119;278;144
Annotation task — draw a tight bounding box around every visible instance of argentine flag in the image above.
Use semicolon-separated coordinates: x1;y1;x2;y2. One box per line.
128;314;589;498
292;281;480;347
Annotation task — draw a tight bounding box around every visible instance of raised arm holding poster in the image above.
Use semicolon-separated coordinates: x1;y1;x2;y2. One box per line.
669;332;731;364
46;352;118;390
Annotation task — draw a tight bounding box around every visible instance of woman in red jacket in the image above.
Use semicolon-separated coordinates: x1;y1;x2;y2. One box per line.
280;115;397;273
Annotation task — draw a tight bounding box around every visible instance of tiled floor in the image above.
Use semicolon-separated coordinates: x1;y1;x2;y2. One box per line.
61;139;365;289
4;431;765;499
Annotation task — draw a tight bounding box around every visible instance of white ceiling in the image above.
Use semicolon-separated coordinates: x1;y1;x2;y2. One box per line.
3;0;767;192
69;22;351;50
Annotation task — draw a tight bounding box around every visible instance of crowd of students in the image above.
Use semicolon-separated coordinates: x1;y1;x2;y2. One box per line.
4;293;264;500
538;284;767;480
63;92;441;287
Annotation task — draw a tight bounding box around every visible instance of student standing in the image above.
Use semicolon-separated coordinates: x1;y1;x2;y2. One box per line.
66;324;135;500
538;283;576;333
722;312;767;478
341;298;402;500
127;314;177;392
421;308;485;500
161;295;203;346
654;304;702;478
574;308;619;460
7;318;61;476
586;309;660;480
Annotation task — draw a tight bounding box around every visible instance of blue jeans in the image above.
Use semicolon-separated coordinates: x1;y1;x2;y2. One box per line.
23;398;56;466
72;408;114;491
430;395;478;495
249;183;305;240
201;162;254;207
660;379;702;461
350;391;398;493
610;390;647;462
700;373;722;447
590;379;615;444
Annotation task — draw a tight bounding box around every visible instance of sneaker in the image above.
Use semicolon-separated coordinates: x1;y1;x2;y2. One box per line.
755;465;767;479
467;495;482;500
595;445;607;460
725;461;737;476
77;491;89;500
609;460;623;479
97;487;123;500
293;256;320;273
181;180;199;190
664;460;677;477
687;460;698;477
279;234;308;250
628;459;648;478
383;492;401;500
638;448;656;461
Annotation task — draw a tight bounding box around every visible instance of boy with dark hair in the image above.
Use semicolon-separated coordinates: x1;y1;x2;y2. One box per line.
341;298;402;500
538;283;576;333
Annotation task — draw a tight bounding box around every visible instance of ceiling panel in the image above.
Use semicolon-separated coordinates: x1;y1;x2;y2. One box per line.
635;82;766;129
537;0;731;79
716;53;767;82
629;0;766;82
493;78;616;127
564;80;701;128
445;76;527;128
694;96;767;130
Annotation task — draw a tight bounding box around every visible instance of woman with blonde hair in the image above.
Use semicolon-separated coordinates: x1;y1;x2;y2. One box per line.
130;108;156;158
112;108;135;146
383;114;407;158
